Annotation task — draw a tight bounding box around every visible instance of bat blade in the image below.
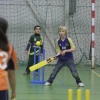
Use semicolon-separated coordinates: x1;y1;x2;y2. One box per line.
29;57;55;72
29;54;60;72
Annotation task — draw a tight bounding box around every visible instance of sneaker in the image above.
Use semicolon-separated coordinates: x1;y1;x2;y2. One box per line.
78;83;84;87
44;81;51;86
23;71;30;75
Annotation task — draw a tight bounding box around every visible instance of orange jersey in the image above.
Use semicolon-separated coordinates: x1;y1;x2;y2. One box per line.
0;44;18;91
8;44;18;70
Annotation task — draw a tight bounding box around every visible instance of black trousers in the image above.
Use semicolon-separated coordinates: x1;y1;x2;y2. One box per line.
26;55;40;73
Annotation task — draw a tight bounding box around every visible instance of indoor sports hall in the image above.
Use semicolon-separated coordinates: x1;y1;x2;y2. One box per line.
0;0;100;100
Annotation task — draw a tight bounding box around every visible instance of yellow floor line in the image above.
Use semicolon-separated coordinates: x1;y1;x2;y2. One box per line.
92;70;100;77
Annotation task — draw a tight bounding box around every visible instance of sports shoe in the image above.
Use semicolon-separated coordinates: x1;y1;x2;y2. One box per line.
44;81;51;86
78;83;84;87
23;71;30;75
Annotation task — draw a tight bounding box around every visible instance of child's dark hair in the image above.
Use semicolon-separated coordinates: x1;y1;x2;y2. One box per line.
0;18;9;51
34;25;41;30
0;17;8;34
0;29;9;51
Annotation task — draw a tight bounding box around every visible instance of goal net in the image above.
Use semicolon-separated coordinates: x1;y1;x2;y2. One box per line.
0;0;99;66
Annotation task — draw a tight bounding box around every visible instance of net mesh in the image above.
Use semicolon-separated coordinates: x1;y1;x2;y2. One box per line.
0;0;99;66
69;0;91;65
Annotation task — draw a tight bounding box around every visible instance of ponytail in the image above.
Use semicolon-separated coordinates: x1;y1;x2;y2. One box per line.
0;29;9;51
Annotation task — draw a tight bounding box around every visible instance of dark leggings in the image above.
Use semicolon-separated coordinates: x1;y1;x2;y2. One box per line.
26;55;39;73
0;90;8;100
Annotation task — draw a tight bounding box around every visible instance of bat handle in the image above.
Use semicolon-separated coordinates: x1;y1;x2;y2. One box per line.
55;54;60;58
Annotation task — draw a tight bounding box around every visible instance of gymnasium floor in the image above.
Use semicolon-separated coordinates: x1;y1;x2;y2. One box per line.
11;65;100;100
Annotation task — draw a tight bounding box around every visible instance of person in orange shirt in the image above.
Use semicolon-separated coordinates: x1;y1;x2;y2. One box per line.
0;28;10;100
0;18;18;100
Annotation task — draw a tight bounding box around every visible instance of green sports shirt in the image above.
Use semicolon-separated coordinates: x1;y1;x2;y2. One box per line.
26;34;43;55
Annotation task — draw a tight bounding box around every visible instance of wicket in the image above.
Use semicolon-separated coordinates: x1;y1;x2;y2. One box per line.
68;89;90;100
30;46;45;84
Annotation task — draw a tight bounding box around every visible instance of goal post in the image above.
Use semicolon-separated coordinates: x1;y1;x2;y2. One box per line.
91;0;95;69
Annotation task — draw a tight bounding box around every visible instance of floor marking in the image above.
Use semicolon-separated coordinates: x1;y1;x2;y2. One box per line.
57;77;67;89
92;70;100;77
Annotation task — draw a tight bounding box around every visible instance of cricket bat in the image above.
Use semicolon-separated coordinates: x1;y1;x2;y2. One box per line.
29;54;60;72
